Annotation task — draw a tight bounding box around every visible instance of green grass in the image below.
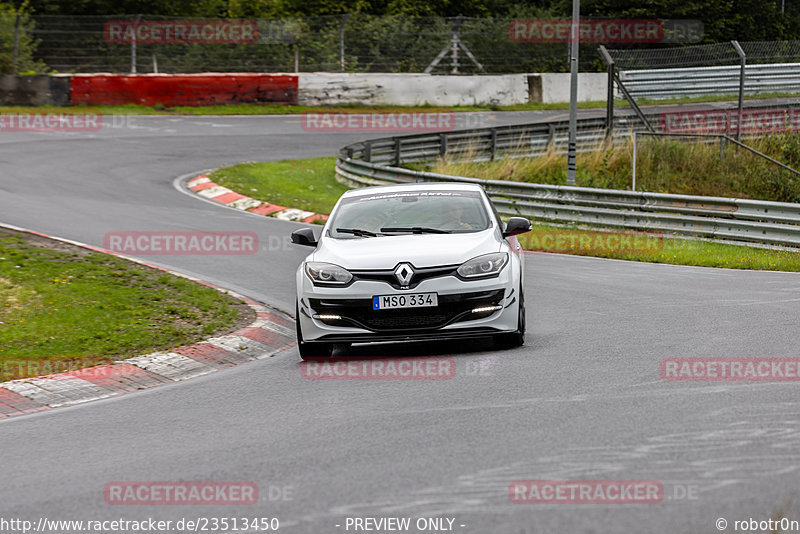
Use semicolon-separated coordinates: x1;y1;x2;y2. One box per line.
0;229;250;381
520;224;800;270
211;157;347;215
209;158;800;272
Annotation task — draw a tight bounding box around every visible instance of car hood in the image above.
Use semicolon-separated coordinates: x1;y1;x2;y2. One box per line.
312;229;501;269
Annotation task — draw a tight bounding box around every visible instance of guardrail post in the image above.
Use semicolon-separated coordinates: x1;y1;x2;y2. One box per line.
731;40;746;141
548;123;555;147
490;129;497;161
598;45;615;140
364;142;372;162
394;138;402;166
439;133;448;157
631;132;637;191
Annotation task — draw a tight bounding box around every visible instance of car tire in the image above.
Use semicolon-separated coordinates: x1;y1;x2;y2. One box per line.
296;301;333;360
494;288;525;349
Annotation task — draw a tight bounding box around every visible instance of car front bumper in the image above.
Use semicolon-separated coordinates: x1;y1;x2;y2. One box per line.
296;268;520;344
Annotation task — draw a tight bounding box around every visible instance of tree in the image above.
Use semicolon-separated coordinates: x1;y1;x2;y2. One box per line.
0;1;44;74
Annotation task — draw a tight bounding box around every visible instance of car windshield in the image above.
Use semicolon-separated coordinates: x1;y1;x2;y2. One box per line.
327;189;491;238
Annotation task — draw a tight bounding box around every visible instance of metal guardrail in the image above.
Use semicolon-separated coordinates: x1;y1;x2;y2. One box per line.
336;106;800;249
619;62;800;100
343;115;648;167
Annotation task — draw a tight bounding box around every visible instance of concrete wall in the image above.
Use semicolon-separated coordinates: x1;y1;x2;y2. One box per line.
0;72;607;107
534;73;608;104
300;72;607;106
298;73;530;107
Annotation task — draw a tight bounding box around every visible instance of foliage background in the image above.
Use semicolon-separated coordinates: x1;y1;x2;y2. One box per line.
2;0;799;73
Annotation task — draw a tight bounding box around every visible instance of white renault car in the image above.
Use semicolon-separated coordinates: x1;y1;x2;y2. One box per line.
291;182;532;359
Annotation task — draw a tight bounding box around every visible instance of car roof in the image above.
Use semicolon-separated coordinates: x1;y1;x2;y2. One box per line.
341;182;484;198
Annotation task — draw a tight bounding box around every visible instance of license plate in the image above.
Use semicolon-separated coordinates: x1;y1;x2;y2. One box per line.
372;293;438;310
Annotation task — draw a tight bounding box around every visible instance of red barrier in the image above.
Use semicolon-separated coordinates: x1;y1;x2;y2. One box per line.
69;73;298;107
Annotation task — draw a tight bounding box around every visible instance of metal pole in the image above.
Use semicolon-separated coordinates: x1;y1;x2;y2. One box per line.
615;71;654;132
131;14;141;74
566;0;580;185
339;14;349;72
451;16;464;74
12;13;20;75
631;132;637;191
294;46;299;73
598;46;615;141
606;61;614;141
732;40;746;141
451;32;459;73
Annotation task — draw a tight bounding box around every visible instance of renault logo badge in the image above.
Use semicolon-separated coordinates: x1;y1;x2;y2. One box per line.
394;263;414;287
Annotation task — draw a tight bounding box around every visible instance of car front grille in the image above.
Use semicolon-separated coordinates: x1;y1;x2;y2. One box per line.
350;265;458;290
363;313;451;329
309;289;505;332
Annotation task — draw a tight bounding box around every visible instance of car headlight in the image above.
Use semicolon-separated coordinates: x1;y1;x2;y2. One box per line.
457;252;509;279
305;262;353;285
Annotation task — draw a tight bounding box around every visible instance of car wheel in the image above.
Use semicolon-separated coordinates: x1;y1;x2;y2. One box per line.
296;301;333;360
494;288;525;349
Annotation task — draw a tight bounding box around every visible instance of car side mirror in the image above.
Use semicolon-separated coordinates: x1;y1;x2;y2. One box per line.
502;217;532;238
291;228;318;247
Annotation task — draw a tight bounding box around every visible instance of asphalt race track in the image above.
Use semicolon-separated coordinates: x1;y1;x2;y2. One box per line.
1;111;800;533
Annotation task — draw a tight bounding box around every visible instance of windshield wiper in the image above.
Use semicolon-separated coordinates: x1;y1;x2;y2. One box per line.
380;226;452;234
336;227;378;237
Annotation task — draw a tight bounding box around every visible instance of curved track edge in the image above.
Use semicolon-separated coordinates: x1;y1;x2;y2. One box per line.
0;222;297;419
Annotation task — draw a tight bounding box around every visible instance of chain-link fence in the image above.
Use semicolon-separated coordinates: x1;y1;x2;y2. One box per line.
604;41;741;69
0;14;704;74
599;40;800;138
605;40;800;71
